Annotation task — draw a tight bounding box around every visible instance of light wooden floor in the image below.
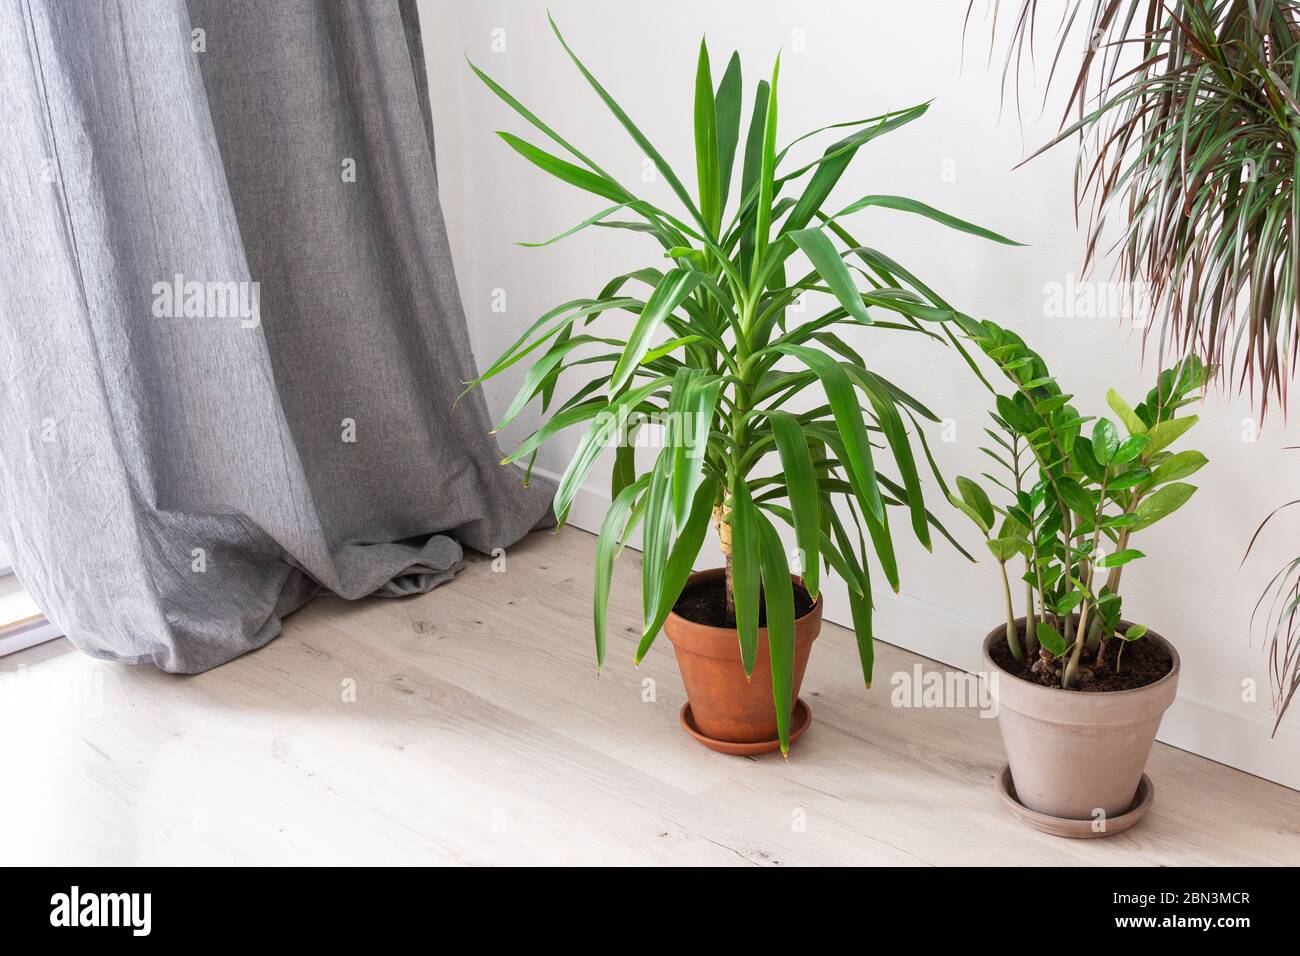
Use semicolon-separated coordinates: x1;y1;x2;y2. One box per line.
2;527;1297;866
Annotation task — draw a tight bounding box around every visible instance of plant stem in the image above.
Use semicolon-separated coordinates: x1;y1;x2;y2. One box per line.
714;503;735;615
1088;497;1140;656
1063;474;1108;688
1012;437;1038;658
999;562;1024;662
1024;575;1039;657
719;294;754;621
1063;596;1091;688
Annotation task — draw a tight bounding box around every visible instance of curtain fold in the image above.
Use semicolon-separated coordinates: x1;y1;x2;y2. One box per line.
0;0;552;672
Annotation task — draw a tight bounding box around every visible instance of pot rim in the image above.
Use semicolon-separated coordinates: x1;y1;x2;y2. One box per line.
981;616;1180;700
665;566;823;638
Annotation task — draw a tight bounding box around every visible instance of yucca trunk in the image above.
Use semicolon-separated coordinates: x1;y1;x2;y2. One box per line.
714;504;735;617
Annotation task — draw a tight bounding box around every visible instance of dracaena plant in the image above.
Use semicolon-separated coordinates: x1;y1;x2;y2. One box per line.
978;1;1299;409
949;316;1209;689
467;18;1017;751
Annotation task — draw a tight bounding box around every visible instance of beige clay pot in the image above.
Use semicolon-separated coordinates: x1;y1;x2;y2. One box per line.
982;618;1179;822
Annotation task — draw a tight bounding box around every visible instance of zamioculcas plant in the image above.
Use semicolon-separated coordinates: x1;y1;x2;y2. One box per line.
467;18;1018;753
950;316;1209;689
949;316;1208;828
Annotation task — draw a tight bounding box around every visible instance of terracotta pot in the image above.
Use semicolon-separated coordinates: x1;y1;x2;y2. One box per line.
664;568;822;744
982;618;1179;821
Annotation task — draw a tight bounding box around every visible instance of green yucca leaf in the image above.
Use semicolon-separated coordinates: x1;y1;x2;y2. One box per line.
754;510;796;754
730;475;762;677
668;369;723;527
789;228;873;325
693;40;722;235
549;13;708;235
496;132;630;204
636;476;720;663
553;378;674;522
831;194;1023;245
768;411;821;598
750;56;780;286
594;475;650;669
775;344;884;522
714;52;743;217
610;269;704;394
738;79;770;279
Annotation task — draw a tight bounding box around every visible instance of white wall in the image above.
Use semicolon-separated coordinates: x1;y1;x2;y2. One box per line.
418;0;1300;789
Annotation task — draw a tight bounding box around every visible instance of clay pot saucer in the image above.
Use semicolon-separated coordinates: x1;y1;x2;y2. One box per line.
679;697;812;755
996;764;1154;838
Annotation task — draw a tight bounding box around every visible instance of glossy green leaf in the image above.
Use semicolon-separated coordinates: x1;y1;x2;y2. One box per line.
1131;482;1197;531
776;106;931;248
1056;477;1097;516
1098;548;1145;568
828;506;874;686
1037;620;1067;657
1149;449;1208;484
956;476;995;530
494;333;615;433
1073;437;1105;484
1106;388;1147;435
518;203;633;247
986;536;1026;562
995;393;1039;434
1112;434;1150;465
948;493;991;534
1143;415;1198;455
1092;418;1120;465
611;441;636;502
1106;467;1152;491
468;57;621;185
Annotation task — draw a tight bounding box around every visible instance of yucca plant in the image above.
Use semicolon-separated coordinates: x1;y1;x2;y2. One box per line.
467;18;1019;751
976;1;1300;725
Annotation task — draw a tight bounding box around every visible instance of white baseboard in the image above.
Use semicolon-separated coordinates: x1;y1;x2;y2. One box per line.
537;467;1300;792
0;618;64;658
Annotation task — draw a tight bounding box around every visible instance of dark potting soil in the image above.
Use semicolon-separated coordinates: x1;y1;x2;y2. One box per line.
672;575;815;629
989;622;1173;692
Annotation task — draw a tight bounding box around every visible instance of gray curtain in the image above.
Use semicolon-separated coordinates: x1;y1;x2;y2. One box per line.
0;0;552;672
